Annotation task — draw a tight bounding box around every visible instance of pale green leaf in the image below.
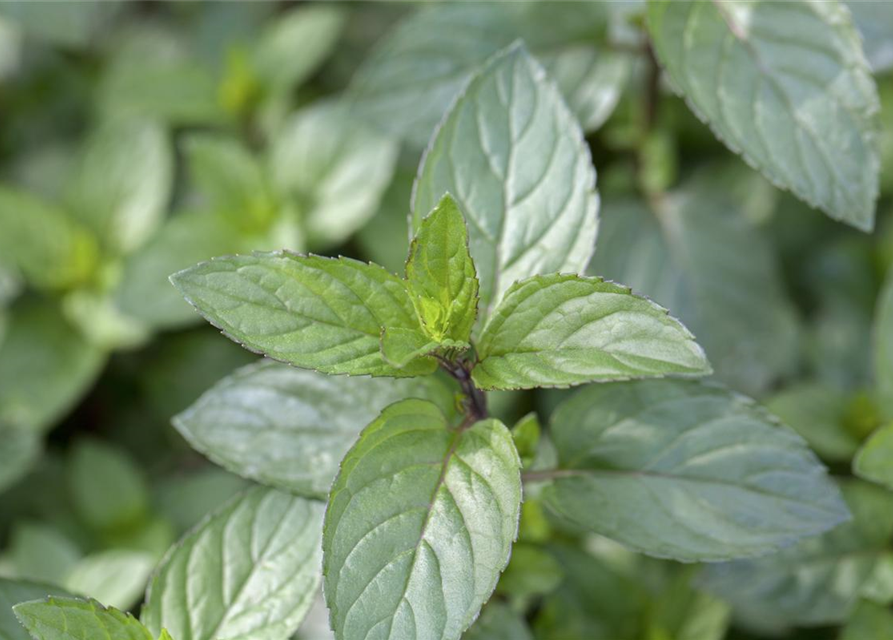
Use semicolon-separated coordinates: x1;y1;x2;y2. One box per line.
589;184;799;398
0;579;72;640
859;552;893;606
0;423;40;494
541;380;849;561
413;44;598;332
323;399;522;640
854;422;893;490
115;212;249;330
0;300;105;432
876;270;893;420
64;118;173;254
269;101;398;249
69;439;149;533
14;597;152;640
462;602;532;640
841;600;893;640
173;360;456;498
0;186;99;292
171;252;436;377
184;135;278;232
349;2;614;144
766;383;860;462
64;550;154;611
252;5;345;93
407;194;478;344
142;487;323;640
701;480;893;629
647;0;880;230
472;274;710;391
7;523;81;586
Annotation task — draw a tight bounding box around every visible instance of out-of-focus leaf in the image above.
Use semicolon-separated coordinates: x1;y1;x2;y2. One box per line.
845;0;893;74
0;2;120;49
840;600;893;640
766;383;860;463
0;423;40;494
154;468;248;534
496;543;563;602
69;439;149;534
876;269;893;419
0;300;105;432
350;2;614;145
648;0;880;231
62;290;148;351
269;101;398;249
0;186;99;292
589;186;798;398
542;380;848;562
413;44;599;334
7;522;81;586
64;118;173;255
854;422;893;490
701;480;893;631
142;487;323;640
355;168;413;275
463;602;533;640
0;579;73;640
64;550;155;612
173;360;456;498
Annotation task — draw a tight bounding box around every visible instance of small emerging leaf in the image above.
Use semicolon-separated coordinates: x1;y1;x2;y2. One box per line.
472;274;710;390
14;597;153;640
324;399;522;640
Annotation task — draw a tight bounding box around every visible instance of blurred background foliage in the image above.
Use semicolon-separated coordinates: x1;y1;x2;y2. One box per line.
0;2;891;639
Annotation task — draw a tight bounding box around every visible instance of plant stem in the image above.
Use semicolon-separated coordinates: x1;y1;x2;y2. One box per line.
439;357;488;425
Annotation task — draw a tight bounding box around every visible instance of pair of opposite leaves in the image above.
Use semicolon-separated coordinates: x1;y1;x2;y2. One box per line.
169;193;711;391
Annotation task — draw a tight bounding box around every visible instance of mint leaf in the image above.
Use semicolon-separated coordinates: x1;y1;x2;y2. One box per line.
69;439;149;534
142;487;323;640
854;423;893;490
0;186;99;292
844;0;893;73
413;44;598;332
0;423;40;493
647;0;880;231
170;253;436;377
876;270;893;419
0;580;72;640
541;380;849;561
269;101;398;250
350;3;616;145
14;597;152;640
379;327;440;369
472;274;710;391
173;360;456;498
701;480;893;629
463;603;533;640
407;194;479;344
589;183;799;398
766;383;859;462
184;134;278;233
64;550;155;611
323;399;521;640
0;300;105;432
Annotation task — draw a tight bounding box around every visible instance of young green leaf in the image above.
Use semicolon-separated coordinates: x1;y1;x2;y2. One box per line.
269;101;398;250
875;270;893;420
142;487;323;640
540;380;849;562
64;118;173;254
64;550;155;611
472;274;710;391
379;327;441;369
170;252;436;377
14;597;153;640
701;480;893;628
173;360;456;498
647;0;880;231
853;422;893;490
0;300;105;432
413;43;598;333
0;186;99;292
0;580;73;640
323;399;522;640
407;194;478;344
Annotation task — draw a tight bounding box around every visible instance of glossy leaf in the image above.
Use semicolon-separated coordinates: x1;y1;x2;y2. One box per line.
142;487;323;640
541;380;849;561
701;480;893;629
323;399;522;640
0;580;72;640
14;598;152;640
0;186;98;292
647;0;880;230
174;360;456;498
413;44;598;332
472;274;710;390
64;118;173;254
269;101;398;249
170;252;436;377
854;423;893;490
407;194;479;344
